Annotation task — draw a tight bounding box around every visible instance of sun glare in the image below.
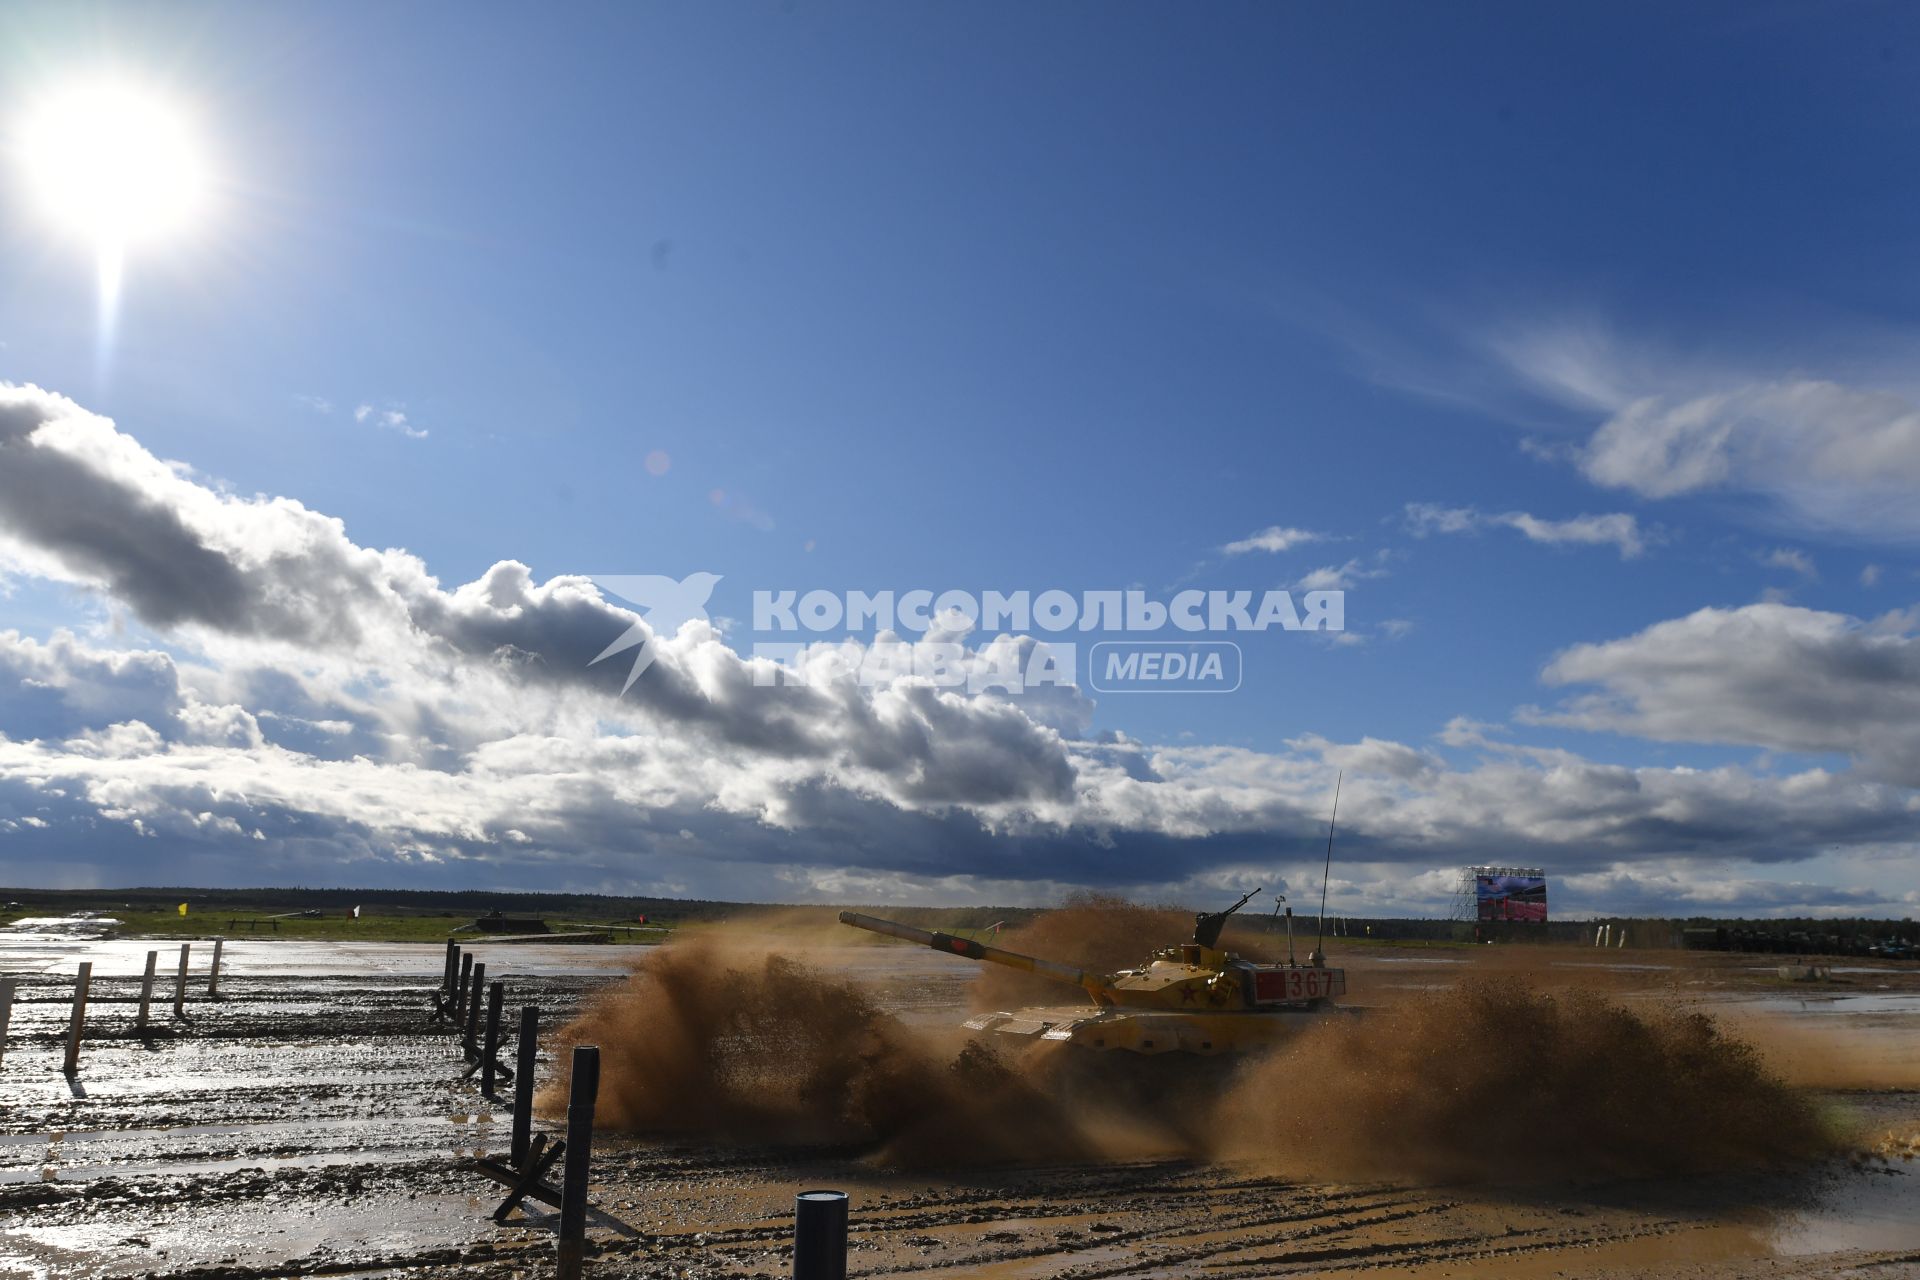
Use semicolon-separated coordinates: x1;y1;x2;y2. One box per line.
20;78;209;252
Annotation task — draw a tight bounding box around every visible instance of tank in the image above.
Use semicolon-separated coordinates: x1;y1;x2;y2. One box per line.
838;889;1352;1055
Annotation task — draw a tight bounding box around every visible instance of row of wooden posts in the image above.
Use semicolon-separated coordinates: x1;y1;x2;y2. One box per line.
436;938;605;1280
3;935;848;1279
433;939;850;1280
0;939;227;1077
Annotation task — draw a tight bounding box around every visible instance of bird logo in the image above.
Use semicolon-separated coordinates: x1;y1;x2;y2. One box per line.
589;572;723;695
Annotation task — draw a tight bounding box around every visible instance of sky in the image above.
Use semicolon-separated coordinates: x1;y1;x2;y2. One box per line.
0;1;1917;917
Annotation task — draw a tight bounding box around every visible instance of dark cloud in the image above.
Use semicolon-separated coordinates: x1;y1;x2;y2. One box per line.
0;383;1916;914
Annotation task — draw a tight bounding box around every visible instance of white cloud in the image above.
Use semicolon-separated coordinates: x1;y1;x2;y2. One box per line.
1405;503;1648;559
1530;601;1920;785
1760;547;1817;579
352;402;426;439
381;409;426;439
0;382;1917;912
1294;551;1390;591
1581;380;1920;508
1862;564;1883;587
1491;328;1920;540
1223;526;1325;555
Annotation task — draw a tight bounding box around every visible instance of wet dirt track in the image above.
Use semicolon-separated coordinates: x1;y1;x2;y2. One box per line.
2;936;1918;1280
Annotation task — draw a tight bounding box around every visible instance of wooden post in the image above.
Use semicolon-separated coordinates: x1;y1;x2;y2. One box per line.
207;938;224;997
455;952;473;1021
442;940;460;1000
482;980;505;1097
173;943;191;1017
794;1190;850;1280
137;949;158;1033
511;1005;539;1167
0;976;14;1071
556;1045;600;1280
63;962;92;1074
464;961;486;1057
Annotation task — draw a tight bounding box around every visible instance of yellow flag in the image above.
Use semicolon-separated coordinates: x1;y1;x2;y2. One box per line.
178;902;188;916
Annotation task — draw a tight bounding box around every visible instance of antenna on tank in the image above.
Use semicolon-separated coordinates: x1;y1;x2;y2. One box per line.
1312;770;1342;966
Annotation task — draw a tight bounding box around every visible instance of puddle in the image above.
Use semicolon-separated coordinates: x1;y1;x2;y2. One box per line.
2;915;121;939
1768;1166;1920;1255
1741;993;1920;1017
0;1146;422;1184
0;1189;511;1275
1550;961;1679;972
0;1112;504;1185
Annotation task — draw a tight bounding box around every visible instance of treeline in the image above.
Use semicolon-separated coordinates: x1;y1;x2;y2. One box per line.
0;885;744;923
0;885;1052;933
1296;915;1918;955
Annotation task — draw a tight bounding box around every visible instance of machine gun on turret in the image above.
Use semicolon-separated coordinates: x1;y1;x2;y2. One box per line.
1192;887;1260;949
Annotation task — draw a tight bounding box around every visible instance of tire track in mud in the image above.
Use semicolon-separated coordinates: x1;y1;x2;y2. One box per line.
843;1197;1463;1278
591;1174;1627;1280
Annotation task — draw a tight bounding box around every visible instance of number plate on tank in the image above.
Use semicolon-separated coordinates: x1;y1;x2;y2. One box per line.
1252;967;1345;1002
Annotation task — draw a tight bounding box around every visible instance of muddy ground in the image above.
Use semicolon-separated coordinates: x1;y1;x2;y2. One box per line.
1;927;1917;1280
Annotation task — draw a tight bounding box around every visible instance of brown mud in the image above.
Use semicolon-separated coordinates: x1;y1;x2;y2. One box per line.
1216;980;1836;1182
558;940;1840;1186
3;919;1918;1279
546;943;1091;1166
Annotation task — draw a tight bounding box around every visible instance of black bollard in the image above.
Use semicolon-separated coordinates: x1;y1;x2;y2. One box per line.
482;980;505;1096
793;1190;849;1280
557;1045;600;1280
511;1005;539;1167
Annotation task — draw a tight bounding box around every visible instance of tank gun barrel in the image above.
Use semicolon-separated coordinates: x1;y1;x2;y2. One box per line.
838;911;1112;1002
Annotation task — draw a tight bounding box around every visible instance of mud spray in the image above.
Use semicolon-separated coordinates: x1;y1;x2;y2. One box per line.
1216;979;1835;1182
550;908;1845;1183
545;941;1092;1166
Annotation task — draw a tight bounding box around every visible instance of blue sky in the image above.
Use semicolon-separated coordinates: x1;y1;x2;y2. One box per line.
0;2;1917;916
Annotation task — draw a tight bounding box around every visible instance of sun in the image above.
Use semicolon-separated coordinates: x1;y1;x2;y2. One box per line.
19;77;209;253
